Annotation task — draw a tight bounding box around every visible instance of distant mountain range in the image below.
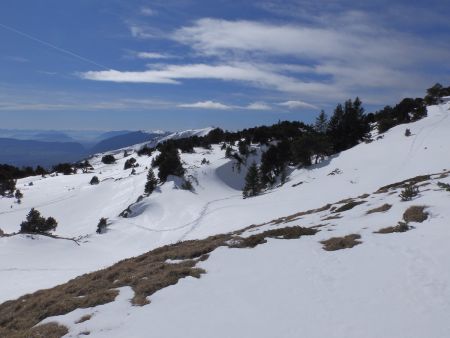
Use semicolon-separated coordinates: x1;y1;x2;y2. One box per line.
0;130;170;167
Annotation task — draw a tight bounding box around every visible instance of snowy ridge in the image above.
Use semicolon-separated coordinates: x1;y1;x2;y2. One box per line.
0;103;450;337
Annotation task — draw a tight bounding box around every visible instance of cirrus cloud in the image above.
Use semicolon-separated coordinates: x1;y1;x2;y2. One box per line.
178;100;231;110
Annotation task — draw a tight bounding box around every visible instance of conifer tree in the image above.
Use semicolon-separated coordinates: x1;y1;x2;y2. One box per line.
243;162;261;198
145;168;158;195
314;110;328;133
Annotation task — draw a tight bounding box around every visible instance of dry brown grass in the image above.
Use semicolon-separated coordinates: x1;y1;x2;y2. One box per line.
366;203;392;215
403;206;428;223
376;175;431;194
270;204;332;225
321;214;342;221
0;234;230;337
320;234;362;251
0;225;319;337
375;221;410;234
333;200;366;213
75;314;92;324
230;226;318;248
0;322;69;338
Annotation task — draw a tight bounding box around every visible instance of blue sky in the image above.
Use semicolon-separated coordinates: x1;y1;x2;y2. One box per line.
1;0;449;131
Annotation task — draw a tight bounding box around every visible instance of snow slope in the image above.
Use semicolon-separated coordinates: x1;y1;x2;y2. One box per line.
0;101;449;328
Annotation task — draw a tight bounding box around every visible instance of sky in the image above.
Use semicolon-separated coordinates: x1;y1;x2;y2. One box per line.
0;0;449;131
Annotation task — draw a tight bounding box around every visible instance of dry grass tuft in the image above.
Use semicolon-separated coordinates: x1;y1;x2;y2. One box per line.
333;200;366;213
0;322;69;338
375;221;410;234
75;314;92;324
321;214;342;221
403;206;428;223
366;203;392;214
320;234;362;251
376;175;431;194
230;226;318;248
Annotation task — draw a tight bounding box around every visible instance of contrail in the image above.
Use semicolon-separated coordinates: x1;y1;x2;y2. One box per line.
0;22;109;70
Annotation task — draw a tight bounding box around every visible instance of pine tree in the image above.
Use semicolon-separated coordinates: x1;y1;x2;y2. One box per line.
20;208;58;233
314;110;328;133
145;168;158;195
243;162;261;198
14;189;23;201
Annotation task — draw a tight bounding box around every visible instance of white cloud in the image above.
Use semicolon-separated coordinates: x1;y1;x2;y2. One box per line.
81;63;344;99
135;52;172;59
178;101;231;110
101;15;450;105
246;102;271;110
140;7;156;16
129;25;158;39
278;100;317;109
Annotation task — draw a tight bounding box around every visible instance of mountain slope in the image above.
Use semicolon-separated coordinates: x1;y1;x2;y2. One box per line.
0;103;449;337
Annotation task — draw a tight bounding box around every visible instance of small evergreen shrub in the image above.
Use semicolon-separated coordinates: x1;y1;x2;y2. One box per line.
0;179;16;196
124;158;137;170
53;163;74;175
14;189;23;201
437;182;450;191
20;208;58;233
90;176;100;185
181;179;193;191
101;155;116;164
96;218;108;234
399;185;419;201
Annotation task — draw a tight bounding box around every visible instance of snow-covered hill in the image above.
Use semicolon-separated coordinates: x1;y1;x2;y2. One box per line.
0;103;449;337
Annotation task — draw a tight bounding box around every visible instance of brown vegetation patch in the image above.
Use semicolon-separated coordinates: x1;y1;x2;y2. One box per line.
375;221;410;234
333;200;366;213
0;322;69;338
0;224;319;337
270;204;332;225
403;206;428;223
230;226;318;248
366;203;392;214
0;234;230;337
320;234;362;251
321;214;342;221
358;193;370;199
376;175;431;194
75;314;92;324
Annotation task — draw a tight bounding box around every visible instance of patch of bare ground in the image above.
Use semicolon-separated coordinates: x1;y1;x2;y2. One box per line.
320;234;362;251
0;226;318;337
333;200;366;213
270;204;332;225
321;214;342;221
375;221;410;234
75;314;92;324
0;322;69;338
366;203;392;215
375;175;431;194
403;206;428;223
230;226;318;248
